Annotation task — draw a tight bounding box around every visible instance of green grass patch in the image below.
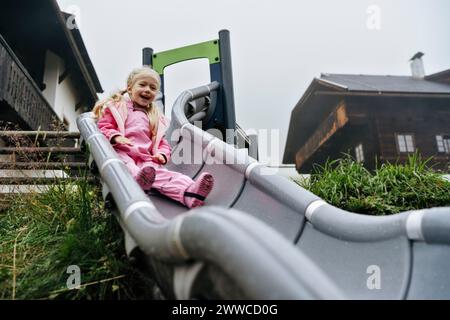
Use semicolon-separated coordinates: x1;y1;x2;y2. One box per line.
295;154;450;215
0;176;155;299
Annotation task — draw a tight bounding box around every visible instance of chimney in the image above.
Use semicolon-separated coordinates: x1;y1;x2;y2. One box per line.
409;52;425;79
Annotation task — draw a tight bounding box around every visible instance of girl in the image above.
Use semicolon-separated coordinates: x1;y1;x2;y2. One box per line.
93;66;214;208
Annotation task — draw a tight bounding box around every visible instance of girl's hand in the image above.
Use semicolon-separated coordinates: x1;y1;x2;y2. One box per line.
154;153;167;164
112;136;133;145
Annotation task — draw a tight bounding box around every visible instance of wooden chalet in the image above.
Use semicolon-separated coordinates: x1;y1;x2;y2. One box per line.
283;53;450;173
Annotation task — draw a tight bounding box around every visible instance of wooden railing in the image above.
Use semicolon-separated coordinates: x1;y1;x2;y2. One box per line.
0;34;61;130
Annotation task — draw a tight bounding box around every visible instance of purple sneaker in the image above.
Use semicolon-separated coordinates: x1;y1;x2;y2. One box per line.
136;166;156;190
184;172;214;208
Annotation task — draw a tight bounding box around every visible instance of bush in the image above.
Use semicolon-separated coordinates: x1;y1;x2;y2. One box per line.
295;154;450;215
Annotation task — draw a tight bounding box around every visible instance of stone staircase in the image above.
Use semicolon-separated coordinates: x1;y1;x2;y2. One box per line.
0;131;95;208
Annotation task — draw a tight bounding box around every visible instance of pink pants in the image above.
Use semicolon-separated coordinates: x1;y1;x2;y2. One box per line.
118;152;194;204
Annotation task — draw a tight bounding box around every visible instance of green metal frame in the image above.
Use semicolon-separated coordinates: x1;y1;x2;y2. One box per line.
152;40;220;74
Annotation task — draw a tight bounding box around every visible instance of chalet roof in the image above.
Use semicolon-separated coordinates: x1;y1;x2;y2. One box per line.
0;0;103;105
320;73;450;94
283;72;450;165
61;12;103;94
425;69;450;84
49;1;104;98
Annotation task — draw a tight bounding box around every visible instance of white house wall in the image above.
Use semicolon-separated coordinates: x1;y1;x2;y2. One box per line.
42;50;59;112
56;75;82;131
42;50;82;132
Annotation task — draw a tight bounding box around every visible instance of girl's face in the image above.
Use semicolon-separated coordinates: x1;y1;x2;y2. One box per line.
127;74;159;108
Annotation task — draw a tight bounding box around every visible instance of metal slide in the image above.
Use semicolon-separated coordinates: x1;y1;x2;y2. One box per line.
77;82;450;300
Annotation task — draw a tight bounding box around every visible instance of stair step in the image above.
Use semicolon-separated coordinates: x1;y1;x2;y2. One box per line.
0;131;80;138
0;131;91;189
0;147;82;154
0;162;87;170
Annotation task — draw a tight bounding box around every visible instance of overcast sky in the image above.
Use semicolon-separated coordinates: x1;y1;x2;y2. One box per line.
57;0;450;164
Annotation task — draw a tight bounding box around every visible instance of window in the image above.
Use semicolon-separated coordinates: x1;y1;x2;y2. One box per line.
355;143;364;162
436;135;450;153
396;134;415;153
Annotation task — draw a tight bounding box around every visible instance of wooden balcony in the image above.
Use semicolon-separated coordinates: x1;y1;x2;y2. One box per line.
0;34;60;130
295;100;349;169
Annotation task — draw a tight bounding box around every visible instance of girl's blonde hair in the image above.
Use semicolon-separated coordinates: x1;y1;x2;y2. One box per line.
93;66;162;137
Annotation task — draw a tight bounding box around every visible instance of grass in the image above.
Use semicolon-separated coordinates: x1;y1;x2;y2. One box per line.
295;153;450;215
0;121;158;300
0;175;156;300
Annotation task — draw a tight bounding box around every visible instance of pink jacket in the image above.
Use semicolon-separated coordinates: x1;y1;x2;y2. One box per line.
97;93;171;163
